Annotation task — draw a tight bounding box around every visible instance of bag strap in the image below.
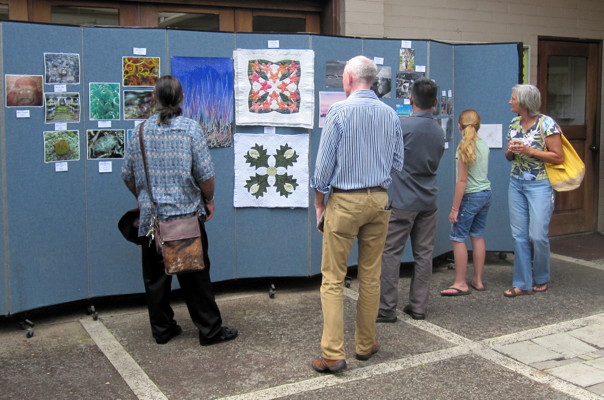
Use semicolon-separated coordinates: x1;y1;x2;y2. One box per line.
138;120;157;218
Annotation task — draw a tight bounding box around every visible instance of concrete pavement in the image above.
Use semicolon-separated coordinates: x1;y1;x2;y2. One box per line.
1;251;604;400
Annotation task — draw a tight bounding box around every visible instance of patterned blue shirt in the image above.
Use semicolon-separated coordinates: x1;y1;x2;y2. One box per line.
311;89;404;193
121;113;215;236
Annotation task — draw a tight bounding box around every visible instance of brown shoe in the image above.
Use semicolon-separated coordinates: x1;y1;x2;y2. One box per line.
355;343;380;361
311;356;347;373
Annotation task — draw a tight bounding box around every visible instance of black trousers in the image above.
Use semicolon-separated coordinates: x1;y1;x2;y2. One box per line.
141;219;222;342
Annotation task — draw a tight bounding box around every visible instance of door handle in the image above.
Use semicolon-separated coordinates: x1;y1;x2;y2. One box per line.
589;145;598;153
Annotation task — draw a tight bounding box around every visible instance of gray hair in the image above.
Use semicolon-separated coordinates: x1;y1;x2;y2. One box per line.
345;56;377;85
512;84;541;116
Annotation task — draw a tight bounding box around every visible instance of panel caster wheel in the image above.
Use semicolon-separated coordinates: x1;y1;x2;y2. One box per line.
447;263;455;270
498;252;508;260
269;283;276;299
344;276;352;288
86;305;98;320
25;329;34;338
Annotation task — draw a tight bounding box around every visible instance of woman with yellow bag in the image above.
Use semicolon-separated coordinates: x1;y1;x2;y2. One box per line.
504;84;564;297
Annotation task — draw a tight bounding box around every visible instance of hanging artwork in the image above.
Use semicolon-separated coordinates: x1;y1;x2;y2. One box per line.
123;90;154;120
45;92;80;124
396;72;424;99
371;66;392;98
400;48;415;71
171;56;234;148
122;57;160;87
89;83;120;120
87;129;125;159
318;92;346;128
325;61;346;88
5;74;44;107
234;133;309;208
44;53;80;84
233;49;314;128
43;130;80;163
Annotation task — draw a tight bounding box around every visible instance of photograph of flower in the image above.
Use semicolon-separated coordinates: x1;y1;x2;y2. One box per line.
89;82;120;120
43;130;80;163
45;92;80;123
87;129;125;159
123;90;154;120
171;56;234;148
122;57;160;86
400;48;415;71
44;53;80;84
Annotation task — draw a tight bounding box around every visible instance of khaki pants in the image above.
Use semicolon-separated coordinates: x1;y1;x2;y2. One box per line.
320;190;390;359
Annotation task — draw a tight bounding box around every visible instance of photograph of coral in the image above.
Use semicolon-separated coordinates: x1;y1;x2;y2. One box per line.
234;49;315;128
87;129;125;159
122;57;160;87
44;53;80;84
5;74;44;107
89;82;120;120
371;66;392;98
234;133;309;208
123;90;154;120
171;56;234;148
43;130;80;163
325;61;346;88
400;48;415;71
45;92;80;123
396;72;424;99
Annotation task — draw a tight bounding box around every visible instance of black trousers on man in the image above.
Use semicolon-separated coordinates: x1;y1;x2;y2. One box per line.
141;220;222;343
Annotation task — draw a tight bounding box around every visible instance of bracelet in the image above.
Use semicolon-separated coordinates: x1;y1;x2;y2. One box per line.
204;195;215;204
451;207;459;211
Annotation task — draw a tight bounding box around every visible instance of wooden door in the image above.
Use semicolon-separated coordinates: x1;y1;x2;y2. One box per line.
538;39;601;236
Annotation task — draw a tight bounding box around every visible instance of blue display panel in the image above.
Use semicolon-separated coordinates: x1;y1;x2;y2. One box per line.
0;21;519;315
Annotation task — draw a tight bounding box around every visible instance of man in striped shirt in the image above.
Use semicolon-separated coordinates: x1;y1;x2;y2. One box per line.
310;56;404;373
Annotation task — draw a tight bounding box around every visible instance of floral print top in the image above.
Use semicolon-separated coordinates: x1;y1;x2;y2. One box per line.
507;114;561;180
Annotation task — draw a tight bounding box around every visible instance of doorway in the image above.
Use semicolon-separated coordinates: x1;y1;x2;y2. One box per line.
537;38;601;236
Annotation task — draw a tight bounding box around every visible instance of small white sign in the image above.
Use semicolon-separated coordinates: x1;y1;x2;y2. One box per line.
448;89;453;97
98;121;112;128
54;84;67;93
416;65;426;72
133;47;147;55
401;40;412;48
16;110;30;118
404;98;411;105
55;122;68;130
373;57;384;65
55;162;68;172
264;126;276;134
267;40;280;49
442;90;447;96
99;161;113;173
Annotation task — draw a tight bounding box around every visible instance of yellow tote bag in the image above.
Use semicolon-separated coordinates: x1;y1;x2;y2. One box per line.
545;134;585;192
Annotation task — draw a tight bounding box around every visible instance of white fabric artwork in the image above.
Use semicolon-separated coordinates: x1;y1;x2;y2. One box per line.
233;49;315;128
234;133;309;208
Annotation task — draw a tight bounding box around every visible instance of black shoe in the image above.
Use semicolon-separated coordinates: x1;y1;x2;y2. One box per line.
376;315;397;323
155;325;182;344
403;305;425;320
200;326;238;346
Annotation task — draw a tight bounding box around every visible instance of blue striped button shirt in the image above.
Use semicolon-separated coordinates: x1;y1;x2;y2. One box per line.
311;89;404;193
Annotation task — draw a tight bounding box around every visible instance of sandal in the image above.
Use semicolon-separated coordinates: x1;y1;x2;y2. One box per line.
533;283;548;292
503;287;533;297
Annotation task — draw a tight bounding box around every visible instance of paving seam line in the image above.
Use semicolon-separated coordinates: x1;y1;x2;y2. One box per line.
551;254;604;271
80;318;168;400
216;345;471;400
